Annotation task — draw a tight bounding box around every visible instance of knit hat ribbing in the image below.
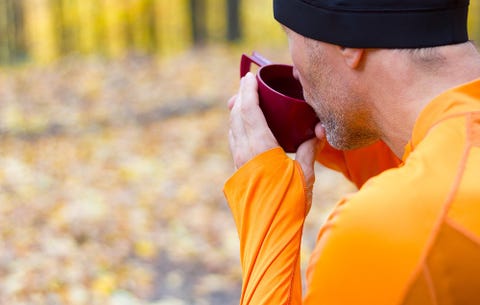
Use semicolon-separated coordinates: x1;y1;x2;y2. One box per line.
273;0;470;48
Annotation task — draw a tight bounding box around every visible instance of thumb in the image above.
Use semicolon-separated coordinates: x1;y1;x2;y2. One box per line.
296;137;318;177
296;123;327;177
295;137;319;214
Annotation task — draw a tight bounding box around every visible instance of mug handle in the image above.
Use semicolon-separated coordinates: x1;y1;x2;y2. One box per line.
240;52;272;78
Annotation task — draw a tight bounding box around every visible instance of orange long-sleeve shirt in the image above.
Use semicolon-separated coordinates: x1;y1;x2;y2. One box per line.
224;79;480;305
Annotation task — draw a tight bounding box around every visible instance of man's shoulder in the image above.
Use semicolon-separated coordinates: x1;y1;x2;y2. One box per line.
348;112;473;212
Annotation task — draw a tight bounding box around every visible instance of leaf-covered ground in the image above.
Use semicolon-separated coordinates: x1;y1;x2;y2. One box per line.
0;46;355;305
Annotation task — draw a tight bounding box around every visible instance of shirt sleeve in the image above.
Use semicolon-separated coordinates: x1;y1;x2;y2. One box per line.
223;142;401;305
317;140;401;188
224;147;308;305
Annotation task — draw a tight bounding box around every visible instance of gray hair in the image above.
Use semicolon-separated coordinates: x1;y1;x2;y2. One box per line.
400;47;447;70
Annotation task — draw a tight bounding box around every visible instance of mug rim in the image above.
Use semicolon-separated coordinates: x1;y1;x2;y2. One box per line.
257;64;305;103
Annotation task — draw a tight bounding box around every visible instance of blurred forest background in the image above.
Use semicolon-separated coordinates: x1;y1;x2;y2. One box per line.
0;1;479;305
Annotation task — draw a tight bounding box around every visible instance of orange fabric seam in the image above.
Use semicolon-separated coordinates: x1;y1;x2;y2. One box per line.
410;111;480;151
467;112;480;147
293;161;308;209
286;228;304;305
398;119;472;305
286;161;308;305
445;217;480;246
423;263;439;305
244;225;303;305
467;113;474;149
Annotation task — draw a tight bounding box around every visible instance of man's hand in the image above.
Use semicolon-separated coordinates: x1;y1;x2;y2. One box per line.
228;72;326;211
228;72;279;169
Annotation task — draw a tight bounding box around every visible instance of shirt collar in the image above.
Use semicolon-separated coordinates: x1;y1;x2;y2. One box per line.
402;78;480;161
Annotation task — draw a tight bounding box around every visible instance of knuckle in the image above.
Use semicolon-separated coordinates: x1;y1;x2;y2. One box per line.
234;154;246;168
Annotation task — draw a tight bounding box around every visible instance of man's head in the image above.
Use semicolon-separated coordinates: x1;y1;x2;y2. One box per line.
284;27;377;150
274;0;471;151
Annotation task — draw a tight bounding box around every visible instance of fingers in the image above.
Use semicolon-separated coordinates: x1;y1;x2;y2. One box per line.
228;78;248;168
228;95;237;110
239;74;277;145
228;71;257;111
239;72;259;108
228;73;279;169
235;73;265;133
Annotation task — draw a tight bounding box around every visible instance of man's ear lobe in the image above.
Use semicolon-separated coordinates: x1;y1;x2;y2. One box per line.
340;47;364;69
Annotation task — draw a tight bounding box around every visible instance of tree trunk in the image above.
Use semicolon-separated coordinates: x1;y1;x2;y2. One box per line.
189;0;207;45
226;0;241;41
11;0;27;61
145;0;157;52
0;1;6;63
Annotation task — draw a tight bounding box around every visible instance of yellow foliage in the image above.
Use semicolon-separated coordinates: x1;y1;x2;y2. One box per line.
156;0;191;56
75;0;102;54
14;0;480;65
103;0;128;57
0;46;247;304
92;272;118;295
22;0;58;63
206;0;226;41
134;240;158;259
128;0;155;52
241;0;286;47
469;1;480;42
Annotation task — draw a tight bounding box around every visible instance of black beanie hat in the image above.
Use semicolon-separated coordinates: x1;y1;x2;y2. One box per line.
274;0;470;48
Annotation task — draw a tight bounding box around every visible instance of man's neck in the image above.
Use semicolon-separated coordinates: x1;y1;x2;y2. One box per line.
366;43;480;158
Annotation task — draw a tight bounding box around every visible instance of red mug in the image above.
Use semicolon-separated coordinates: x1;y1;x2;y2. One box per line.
240;52;319;153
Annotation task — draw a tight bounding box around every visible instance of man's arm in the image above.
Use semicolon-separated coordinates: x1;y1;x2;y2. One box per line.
224;148;307;305
225;73;319;304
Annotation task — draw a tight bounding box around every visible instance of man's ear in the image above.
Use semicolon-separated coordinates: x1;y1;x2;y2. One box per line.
339;47;364;69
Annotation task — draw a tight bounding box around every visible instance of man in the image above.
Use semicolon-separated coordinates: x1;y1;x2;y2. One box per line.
225;0;480;304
